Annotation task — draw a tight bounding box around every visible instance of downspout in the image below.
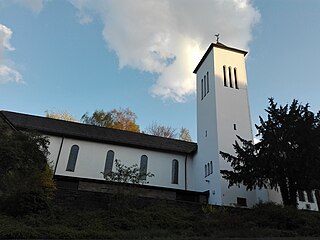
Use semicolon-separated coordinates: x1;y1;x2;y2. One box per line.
54;137;64;175
185;154;188;190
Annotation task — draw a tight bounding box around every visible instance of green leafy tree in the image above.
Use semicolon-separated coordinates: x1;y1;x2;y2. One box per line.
0;118;56;215
179;127;192;141
103;159;154;184
81;108;140;132
220;98;320;208
45;110;77;122
81;109;113;127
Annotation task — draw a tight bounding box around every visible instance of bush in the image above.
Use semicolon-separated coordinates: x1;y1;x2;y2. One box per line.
0;119;56;215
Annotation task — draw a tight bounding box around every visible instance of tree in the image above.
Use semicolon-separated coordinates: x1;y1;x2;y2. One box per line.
109;108;140;132
81;108;140;132
220;98;320;208
179;127;192;141
145;122;177;138
102;159;154;184
0;118;56;215
45;110;77;122
81;109;113;127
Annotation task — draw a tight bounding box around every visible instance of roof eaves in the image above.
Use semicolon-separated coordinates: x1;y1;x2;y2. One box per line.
193;42;247;74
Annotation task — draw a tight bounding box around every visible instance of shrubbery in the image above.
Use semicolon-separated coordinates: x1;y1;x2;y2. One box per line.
0;119;56;215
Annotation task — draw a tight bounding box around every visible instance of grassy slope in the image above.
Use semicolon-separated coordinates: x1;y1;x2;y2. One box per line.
1;200;320;239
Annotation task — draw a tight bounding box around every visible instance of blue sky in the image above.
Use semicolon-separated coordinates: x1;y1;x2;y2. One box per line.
0;0;320;141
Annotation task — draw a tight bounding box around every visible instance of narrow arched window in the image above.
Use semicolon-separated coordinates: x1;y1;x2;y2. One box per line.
104;150;115;176
204;75;207;97
234;68;239;89
172;159;179;184
206;72;209;93
66;145;79;172
140;155;148;180
210;161;213;174
228;66;233;88
223;66;227;87
201;79;204;99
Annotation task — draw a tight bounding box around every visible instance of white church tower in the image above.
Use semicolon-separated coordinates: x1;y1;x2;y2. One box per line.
191;40;259;207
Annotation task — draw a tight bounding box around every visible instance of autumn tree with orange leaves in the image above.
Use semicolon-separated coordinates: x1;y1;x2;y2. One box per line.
81;108;140;133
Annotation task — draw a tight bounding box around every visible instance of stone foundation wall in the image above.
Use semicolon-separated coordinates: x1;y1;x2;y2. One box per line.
54;176;208;209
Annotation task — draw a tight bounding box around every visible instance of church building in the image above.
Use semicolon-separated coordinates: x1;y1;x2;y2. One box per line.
1;41;319;210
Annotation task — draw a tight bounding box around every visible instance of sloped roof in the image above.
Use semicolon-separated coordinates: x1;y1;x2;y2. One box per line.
1;110;197;154
193;42;248;74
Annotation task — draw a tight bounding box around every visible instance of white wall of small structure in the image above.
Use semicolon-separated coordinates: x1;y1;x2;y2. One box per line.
47;135;189;190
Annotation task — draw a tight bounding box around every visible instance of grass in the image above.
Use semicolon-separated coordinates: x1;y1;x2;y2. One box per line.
1;198;320;239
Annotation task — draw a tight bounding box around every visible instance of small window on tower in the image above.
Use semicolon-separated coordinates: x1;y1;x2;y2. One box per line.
205;165;207;177
201;79;204;100
206;72;209;93
210;161;213;174
237;197;247;207
204;75;207;97
223;66;227;87
233;124;237;130
228;66;233;88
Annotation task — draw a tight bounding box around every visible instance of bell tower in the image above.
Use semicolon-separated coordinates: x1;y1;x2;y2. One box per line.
191;41;259;206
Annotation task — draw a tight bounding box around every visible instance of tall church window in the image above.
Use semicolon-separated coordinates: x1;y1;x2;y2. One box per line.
172;159;179;184
104;150;115;176
207;72;209;93
205;164;207;177
210;161;213;174
234;68;239;89
66;145;79;172
201;79;204;99
228;66;233;88
223;66;227;87
140;155;148;180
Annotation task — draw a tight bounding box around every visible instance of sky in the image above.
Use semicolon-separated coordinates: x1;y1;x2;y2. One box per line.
1;0;320;141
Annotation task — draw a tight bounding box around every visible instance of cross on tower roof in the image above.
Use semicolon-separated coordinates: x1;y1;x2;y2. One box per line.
215;33;220;43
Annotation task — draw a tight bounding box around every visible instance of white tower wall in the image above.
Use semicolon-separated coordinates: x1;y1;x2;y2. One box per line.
193;43;264;207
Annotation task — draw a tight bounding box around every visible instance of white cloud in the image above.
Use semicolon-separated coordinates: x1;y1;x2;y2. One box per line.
70;0;261;102
0;24;15;52
0;65;22;84
0;24;23;84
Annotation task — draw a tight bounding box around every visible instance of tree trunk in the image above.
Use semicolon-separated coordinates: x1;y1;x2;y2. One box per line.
288;184;298;208
279;182;290;206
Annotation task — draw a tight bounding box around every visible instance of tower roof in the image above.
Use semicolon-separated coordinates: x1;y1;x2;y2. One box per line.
193;42;248;74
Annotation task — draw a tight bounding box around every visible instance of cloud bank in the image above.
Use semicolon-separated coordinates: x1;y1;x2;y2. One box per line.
0;24;22;84
70;0;260;102
4;0;260;100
